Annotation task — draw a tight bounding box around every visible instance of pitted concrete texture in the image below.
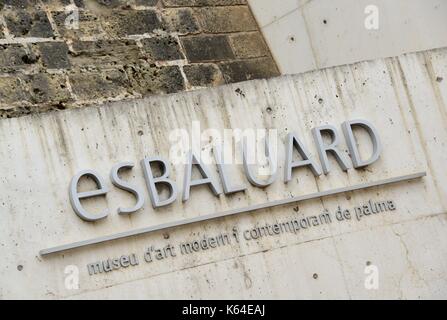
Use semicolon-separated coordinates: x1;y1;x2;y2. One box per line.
0;48;446;299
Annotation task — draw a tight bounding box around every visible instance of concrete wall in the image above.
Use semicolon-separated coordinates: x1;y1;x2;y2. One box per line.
0;47;446;299
248;0;447;74
0;0;278;118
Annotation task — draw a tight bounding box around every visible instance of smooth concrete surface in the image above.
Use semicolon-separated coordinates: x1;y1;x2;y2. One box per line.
0;48;447;299
248;0;447;74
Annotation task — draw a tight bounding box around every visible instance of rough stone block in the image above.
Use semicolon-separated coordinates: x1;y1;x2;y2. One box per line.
23;73;71;104
0;0;42;9
163;8;200;34
219;57;279;83
229;32;269;59
41;0;81;10
83;0;157;9
163;0;247;7
181;35;234;63
69;69;130;100
195;6;257;33
125;64;184;95
101;10;163;36
183;63;224;87
34;42;71;69
134;0;159;6
0;76;29;105
141;36;183;61
4;9;54;38
0;44;35;71
69;40;142;67
52;10;105;39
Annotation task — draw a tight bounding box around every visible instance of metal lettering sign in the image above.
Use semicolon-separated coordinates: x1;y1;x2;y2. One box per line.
37;118;425;256
68;119;381;221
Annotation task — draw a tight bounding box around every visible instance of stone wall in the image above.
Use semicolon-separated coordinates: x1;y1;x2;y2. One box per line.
0;0;279;118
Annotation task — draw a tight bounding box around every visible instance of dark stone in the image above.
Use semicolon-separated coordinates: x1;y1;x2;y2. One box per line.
35;42;71;69
219;57;279;83
94;0;123;8
21;50;39;64
183;63;224;87
69;39;142;67
195;6;257;33
134;0;159;5
23;73;71;104
0;44;32;71
69;69;131;100
163;0;247;6
181;35;234;63
52;10;103;38
141;36;183;61
4;10;54;38
102;10;163;36
0;76;29;104
125;64;184;95
163;8;200;34
74;0;84;7
0;0;35;9
229;32;268;58
80;0;157;8
41;0;84;9
0;73;71;112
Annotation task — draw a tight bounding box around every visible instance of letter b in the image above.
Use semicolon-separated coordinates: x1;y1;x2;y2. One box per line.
141;156;178;208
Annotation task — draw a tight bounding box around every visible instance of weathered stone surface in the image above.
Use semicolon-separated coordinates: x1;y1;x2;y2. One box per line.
34;42;71;69
0;44;34;71
0;73;71;108
84;0;158;9
23;73;71;104
163;0;247;6
134;0;159;6
229;32;269;58
4;10;54;38
163;8;200;34
52;10;105;39
0;0;42;9
69;69;130;100
41;0;78;10
0;0;277;115
101;10;163;36
69;40;142;67
181;35;234;63
141;36;183;61
183;63;224;87
89;0;125;8
219;57;279;83
125;64;185;95
0;76;29;105
195;6;257;33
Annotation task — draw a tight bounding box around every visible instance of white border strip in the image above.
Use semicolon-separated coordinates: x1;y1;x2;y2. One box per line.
40;172;426;256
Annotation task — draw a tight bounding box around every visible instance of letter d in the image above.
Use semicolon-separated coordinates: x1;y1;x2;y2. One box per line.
342;119;382;168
